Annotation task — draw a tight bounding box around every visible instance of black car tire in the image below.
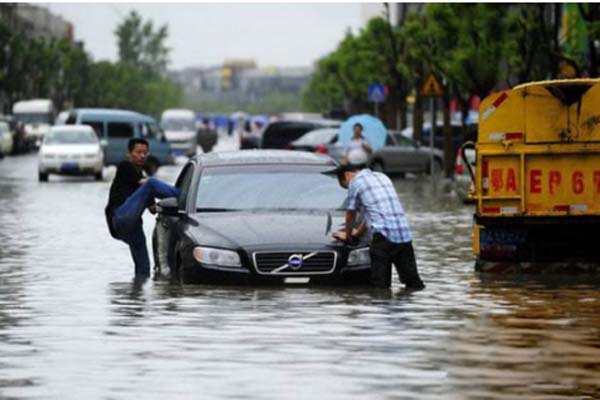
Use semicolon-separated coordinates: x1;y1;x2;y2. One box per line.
94;171;103;181
38;172;48;182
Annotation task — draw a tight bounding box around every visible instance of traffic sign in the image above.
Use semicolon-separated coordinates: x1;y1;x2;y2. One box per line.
421;73;444;97
368;83;386;103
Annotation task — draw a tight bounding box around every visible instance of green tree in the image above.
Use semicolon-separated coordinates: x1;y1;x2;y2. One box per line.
115;10;170;77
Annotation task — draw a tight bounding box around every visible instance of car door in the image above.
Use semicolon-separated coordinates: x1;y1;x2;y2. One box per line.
157;162;195;270
393;134;425;172
377;133;415;173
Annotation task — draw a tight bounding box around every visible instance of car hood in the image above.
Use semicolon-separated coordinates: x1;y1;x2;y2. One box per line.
187;210;349;250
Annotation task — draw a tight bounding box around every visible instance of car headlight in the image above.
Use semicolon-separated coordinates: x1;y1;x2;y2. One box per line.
193;246;242;268
347;247;370;266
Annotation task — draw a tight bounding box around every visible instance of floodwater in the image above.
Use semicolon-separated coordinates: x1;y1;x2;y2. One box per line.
1;142;599;399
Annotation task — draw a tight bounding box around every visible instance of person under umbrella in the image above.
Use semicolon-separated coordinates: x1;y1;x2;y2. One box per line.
344;122;372;164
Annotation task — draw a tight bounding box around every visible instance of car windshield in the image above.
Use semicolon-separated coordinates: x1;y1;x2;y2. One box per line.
196;166;346;211
45;130;98;145
162;119;195;131
14;113;52;124
294;129;337;146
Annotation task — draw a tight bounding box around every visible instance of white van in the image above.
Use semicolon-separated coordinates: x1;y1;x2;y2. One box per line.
160;109;197;157
13;99;54;148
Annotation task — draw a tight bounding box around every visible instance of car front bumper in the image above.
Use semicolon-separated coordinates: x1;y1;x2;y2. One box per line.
179;248;371;285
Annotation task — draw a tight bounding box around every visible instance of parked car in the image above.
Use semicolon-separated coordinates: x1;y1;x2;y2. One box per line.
454;147;476;203
0;121;13;158
326;130;443;176
38;125;104;182
288;127;338;153
152;150;371;285
0;121;14;158
12;98;54;149
160;109;197;157
260;119;340;149
64;108;173;175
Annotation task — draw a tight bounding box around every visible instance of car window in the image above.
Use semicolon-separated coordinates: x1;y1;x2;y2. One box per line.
196;166;347;211
45;130;98;144
261;122;318;149
175;163;195;209
142;122;162;140
294;129;337;146
107;122;134;138
394;134;415;147
81;119;104;138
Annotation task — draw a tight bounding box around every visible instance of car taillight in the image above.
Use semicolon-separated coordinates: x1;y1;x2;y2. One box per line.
315;144;328;154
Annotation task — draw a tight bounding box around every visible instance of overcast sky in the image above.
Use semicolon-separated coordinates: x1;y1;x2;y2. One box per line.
45;3;365;70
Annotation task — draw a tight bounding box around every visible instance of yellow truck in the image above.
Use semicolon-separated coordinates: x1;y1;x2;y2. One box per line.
465;79;600;272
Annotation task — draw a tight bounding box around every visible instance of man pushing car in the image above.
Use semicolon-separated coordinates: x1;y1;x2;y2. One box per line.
332;161;425;290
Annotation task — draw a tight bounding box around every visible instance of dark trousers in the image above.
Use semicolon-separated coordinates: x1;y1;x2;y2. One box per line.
369;233;424;289
113;178;179;276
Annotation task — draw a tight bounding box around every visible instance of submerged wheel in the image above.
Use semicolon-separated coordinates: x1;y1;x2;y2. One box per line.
94;171;103;181
38;172;48;182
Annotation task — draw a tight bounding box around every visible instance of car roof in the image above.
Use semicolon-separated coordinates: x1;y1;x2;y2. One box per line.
50;125;94;133
194;150;337;168
71;108;146;118
268;119;340;127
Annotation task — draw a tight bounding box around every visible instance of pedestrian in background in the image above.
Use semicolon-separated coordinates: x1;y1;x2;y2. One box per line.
333;163;425;290
105;138;179;277
344;123;372;165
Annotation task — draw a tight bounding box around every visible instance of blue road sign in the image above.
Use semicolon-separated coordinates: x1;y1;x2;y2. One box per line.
368;83;385;103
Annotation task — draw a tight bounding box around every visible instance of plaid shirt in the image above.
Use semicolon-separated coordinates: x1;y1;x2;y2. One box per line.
346;169;412;243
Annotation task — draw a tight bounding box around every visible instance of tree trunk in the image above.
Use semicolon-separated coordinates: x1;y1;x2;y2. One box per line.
413;91;424;144
442;93;453;178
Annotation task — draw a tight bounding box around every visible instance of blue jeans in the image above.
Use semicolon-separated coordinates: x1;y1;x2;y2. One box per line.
114;178;180;276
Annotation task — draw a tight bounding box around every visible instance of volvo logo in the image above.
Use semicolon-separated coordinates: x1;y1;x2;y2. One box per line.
288;254;303;270
270;252;319;274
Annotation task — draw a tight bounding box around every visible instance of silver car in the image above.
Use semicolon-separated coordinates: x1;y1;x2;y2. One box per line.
369;131;444;175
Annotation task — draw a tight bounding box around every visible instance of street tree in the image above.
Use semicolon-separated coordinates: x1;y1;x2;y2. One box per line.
115;10;170;77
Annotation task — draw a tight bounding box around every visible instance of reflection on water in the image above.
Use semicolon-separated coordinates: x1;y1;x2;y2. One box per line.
0;155;599;399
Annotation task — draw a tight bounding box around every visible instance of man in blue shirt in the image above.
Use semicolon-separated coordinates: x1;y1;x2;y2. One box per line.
332;163;424;290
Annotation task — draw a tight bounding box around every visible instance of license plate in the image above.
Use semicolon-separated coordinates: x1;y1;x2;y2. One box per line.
284;277;310;284
61;162;79;171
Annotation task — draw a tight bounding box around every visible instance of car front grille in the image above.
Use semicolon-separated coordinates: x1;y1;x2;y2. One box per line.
253;251;337;275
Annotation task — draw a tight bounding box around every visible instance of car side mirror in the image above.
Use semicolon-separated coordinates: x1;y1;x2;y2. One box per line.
157;197;182;216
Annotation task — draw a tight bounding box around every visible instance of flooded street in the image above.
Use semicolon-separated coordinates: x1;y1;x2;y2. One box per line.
1;148;599;400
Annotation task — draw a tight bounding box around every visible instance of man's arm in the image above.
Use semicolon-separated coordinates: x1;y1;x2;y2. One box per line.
353;221;367;237
344;210;357;242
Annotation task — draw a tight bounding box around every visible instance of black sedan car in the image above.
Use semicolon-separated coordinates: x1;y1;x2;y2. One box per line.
152;150;371;285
